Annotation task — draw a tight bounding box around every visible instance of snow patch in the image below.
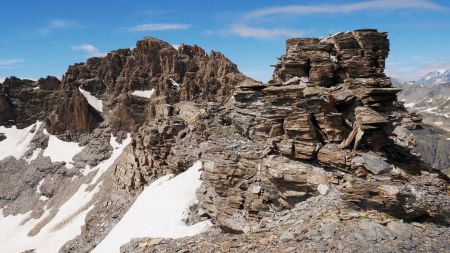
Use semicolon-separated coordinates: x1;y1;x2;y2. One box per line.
91;133;132;184
424;107;437;113
0;133;132;253
78;87;103;112
404;102;416;108
36;179;49;201
39;195;49;202
26;148;42;163
169;78;180;90
131;89;155;98
437;69;448;75
36;179;45;195
43;129;83;169
0;121;42;161
92;161;212;253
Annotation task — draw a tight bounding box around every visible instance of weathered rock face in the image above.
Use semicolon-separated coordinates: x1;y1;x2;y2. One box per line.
50;38;247;135
108;30;449;237
0;39;251;252
1;30;449;253
189;29;448;232
1;38;247;137
0;76;61;128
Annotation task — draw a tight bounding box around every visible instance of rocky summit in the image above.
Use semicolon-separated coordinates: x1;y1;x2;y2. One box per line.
0;29;449;253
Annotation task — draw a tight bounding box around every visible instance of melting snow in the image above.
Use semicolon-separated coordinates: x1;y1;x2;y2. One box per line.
131;89;155;98
36;179;49;201
424;107;438;113
43;129;83;169
404;102;416;108
0;121;42;161
92;161;212;253
36;179;45;195
78;87;103;112
0;133;132;253
26;148;42;163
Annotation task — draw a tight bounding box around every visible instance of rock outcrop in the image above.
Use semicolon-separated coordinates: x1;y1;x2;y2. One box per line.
1;38;247;138
50;38;246;135
0;29;449;253
187;29;446;234
0;76;61;128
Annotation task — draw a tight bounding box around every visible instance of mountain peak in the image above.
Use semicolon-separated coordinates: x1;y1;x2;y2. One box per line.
418;68;450;85
1;30;449;253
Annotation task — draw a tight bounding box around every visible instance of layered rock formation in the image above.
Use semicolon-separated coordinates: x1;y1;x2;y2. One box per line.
189;29;445;234
1;38;246;138
0;38;250;253
112;31;450;253
0;29;449;253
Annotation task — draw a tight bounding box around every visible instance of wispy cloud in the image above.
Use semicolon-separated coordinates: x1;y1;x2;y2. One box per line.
227;25;302;39
123;23;191;32
37;19;77;35
386;60;450;81
0;58;24;69
243;0;448;21
217;0;447;40
72;44;106;57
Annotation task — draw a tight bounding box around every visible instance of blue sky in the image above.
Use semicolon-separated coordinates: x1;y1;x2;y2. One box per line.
0;0;449;83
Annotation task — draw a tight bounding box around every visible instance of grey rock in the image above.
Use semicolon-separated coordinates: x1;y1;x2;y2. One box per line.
280;231;295;242
351;154;392;175
387;221;413;239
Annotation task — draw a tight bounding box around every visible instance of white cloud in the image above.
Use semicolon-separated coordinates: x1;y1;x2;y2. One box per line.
244;0;448;21
0;59;24;69
228;25;302;39
386;61;450;81
37;19;77;35
72;44;106;57
0;77;5;83
124;23;191;32
217;0;447;40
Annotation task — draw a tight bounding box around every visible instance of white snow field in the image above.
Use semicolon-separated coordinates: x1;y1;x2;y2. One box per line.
92;161;212;253
0;134;132;253
131;89;155;98
0;121;42;160
42;129;84;169
78;87;103;112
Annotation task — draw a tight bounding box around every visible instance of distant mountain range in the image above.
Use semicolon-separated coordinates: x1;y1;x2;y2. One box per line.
391;69;450;87
418;69;450;85
395;69;450;171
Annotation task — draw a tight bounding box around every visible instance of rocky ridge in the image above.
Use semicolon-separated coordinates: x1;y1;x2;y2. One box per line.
120;29;449;252
418;69;450;85
0;29;449;252
396;80;450;172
